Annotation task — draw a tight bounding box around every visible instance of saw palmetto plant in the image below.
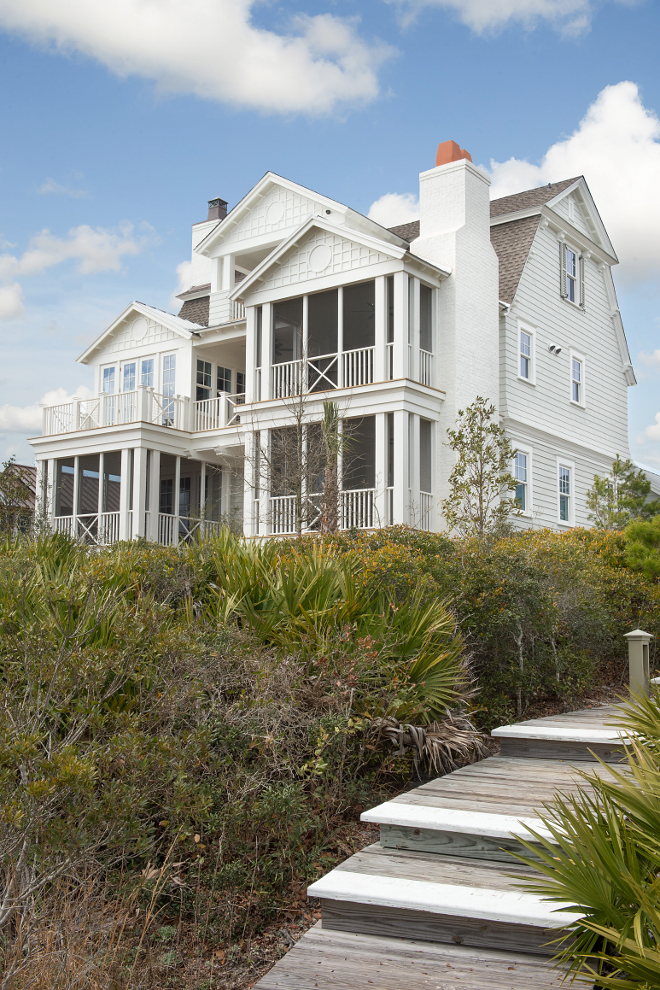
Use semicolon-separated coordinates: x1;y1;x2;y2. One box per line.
515;690;660;988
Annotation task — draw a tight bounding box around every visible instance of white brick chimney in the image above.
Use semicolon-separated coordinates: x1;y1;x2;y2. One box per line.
410;142;500;510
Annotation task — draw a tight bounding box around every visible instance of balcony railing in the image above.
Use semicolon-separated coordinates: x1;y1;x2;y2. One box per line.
54;512;120;545
419;349;433;387
194;392;245;432
419;492;432;532
272;346;374;399
42;388;187;435
158;514;223;545
267;488;375;535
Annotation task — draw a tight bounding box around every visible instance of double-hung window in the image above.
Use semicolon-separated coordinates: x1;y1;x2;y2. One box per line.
520;330;532;380
217;366;232;394
565;247;577;303
559;464;572;524
196;359;212;402
570;351;585;407
162;354;176;425
514;452;528;512
561;243;584;307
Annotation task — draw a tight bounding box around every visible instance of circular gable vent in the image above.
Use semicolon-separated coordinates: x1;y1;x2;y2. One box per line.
308;244;332;273
266;201;285;225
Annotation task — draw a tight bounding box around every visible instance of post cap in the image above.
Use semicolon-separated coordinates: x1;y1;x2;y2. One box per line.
624;628;654;640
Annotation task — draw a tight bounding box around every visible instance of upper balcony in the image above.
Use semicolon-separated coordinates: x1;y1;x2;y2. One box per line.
41;386;246;438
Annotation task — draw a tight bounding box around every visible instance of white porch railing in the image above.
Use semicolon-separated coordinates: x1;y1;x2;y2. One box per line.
158;513;177;546
419;492;432;531
341;488;374;530
270;495;298;535
194;392;244;431
342;347;374;388
273;361;303;400
386;486;394;526
55;515;74;536
158;514;223;545
54;512;120;545
41;388;187;436
419;350;432;387
232;301;246;321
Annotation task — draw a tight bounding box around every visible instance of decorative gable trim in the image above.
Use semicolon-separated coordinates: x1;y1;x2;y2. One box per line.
230;216;411;300
78;302;200;364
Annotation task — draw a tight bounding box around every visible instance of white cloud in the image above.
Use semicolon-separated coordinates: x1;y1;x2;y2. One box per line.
390;0;631;35
489;81;660;283
0;385;95;433
645;413;660;443
638;349;660;369
367;192;420;227
37;178;90;199
0;222;152;320
0;0;393;116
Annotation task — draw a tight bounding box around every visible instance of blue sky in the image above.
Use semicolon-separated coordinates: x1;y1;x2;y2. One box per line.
1;0;659;468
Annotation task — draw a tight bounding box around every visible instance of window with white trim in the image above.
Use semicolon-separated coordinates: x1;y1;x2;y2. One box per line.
163;354;176;396
514;452;528;512
102;366;115;394
559;464;572;523
141;358;154;388
570;350;585;407
561;243;584;308
520;330;532;380
196;359;212;402
122;362;136;392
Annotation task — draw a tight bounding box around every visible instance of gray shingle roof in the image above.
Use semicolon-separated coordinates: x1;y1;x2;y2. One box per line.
489;177;580;217
490;215;541;303
388;220;420;242
178;296;209;326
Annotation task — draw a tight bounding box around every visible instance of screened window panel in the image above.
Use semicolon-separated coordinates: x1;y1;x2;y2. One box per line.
419;419;432;494
256;307;262;368
343;281;375;351
78;455;100;514
343;416;375;490
420;285;433;352
386;276;394;344
103;452;121;513
273;297;303;364
308;289;338;358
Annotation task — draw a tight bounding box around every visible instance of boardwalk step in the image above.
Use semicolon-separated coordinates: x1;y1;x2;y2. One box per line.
361;802;554;863
491;722;627;762
307;845;581;956
254;922;568;989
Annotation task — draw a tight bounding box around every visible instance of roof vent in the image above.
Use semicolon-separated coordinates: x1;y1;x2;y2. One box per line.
435;140;472;168
207;197;228;221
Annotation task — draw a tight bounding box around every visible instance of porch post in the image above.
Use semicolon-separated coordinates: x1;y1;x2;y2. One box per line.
624;629;654;697
118;448;131;541
374;412;387;529
174;454;181;545
97;452;105;528
392;272;409;380
133;446;148;539
245;306;256;404
392;409;409;526
72;455;80;534
373;276;386;383
262;302;272;399
147;449;160;542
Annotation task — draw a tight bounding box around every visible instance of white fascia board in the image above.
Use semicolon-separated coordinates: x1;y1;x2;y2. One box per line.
406;252;450;280
547;178;616;260
229;215;411;302
361;801;555;842
599;264;636;385
29;422;196;458
490;201;617;267
307;870;582;928
492;724;627;744
77;301;199;364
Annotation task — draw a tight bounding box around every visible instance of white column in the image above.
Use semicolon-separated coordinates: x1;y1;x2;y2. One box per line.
148;449;160;542
72;455;80;532
392;272;409;380
373;276;386;383
411;413;421;528
222;254;235;292
392;410;409;526
118;448;131;541
210;257;222;293
174;455;181;544
97;452;105;518
245;306;256;404
262;302;273;399
133;447;148;538
374;412;387;528
46;458;56;525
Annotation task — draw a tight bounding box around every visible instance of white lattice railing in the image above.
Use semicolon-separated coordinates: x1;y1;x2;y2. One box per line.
342;347;374;388
194;393;244;431
419;349;432;387
43;403;74;435
419;492;432;531
341;488;374;530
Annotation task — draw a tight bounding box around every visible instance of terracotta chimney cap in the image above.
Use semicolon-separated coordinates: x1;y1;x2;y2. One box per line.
435;140;472;168
208;197;228;221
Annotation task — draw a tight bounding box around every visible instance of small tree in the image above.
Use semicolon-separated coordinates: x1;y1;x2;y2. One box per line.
441;396;519;537
0;457;35;535
586;455;660;530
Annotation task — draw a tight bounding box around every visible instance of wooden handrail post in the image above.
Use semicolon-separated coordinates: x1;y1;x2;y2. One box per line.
624;628;654;697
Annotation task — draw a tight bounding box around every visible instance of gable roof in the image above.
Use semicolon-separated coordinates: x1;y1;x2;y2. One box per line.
78;301;202;364
490;178;581;217
490;215;541;304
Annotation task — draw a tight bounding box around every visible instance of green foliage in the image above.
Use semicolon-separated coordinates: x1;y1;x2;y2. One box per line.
587;455;660;530
515;691;660;987
624;516;660;579
441;396;519;536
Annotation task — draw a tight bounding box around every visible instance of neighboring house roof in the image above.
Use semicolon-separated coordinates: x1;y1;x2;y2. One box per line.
489;178;581;218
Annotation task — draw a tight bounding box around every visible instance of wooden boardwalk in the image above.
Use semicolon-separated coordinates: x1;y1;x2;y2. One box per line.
254;705;625;989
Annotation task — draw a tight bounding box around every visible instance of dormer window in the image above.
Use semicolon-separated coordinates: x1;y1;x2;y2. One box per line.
560;243;584;308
